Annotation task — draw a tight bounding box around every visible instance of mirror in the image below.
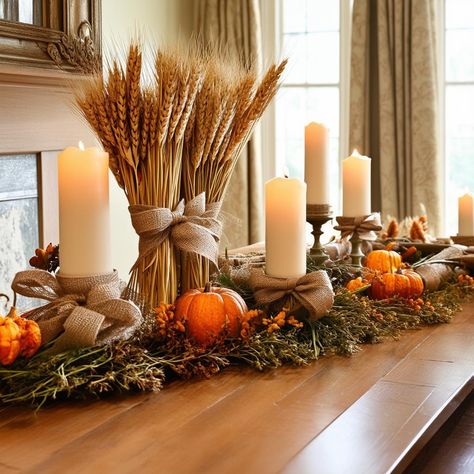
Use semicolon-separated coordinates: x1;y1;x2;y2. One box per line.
0;0;42;26
0;0;101;73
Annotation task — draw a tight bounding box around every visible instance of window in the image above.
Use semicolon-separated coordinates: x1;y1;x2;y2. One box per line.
0;154;40;307
274;0;351;214
444;0;474;234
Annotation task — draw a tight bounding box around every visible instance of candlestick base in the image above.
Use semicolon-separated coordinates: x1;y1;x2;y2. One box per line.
451;235;474;246
349;232;365;267
307;204;333;266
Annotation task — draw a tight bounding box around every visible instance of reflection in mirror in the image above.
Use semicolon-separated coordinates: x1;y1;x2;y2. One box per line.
0;154;40;310
0;0;42;26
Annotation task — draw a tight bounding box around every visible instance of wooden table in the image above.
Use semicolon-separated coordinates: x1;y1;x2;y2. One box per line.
1;304;473;474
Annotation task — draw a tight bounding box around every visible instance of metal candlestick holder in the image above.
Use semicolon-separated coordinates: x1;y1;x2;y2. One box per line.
348;232;364;267
307;204;333;266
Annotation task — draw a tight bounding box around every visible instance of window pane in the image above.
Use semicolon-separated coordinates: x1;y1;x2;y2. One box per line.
445;85;474;234
446;0;474;29
283;32;339;84
306;32;339;84
307;0;339;32
276;86;340;210
283;33;307;83
0;154;39;309
446;30;474;82
283;0;306;33
445;85;474;138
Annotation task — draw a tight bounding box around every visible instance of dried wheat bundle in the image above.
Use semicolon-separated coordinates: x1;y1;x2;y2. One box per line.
76;41;286;305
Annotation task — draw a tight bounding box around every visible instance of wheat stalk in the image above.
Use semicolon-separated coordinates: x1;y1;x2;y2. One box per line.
75;41;286;303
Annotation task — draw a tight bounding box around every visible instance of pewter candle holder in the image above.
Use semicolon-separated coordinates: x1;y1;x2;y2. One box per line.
307;204;333;266
348;232;365;267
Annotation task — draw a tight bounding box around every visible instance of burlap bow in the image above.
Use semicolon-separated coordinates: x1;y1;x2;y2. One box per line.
334;213;382;240
11;269;142;353
250;270;334;321
129;192;222;270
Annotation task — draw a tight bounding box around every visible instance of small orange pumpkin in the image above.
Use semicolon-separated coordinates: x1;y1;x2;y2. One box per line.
0;315;21;366
346;277;370;292
369;269;424;300
174;283;248;346
8;307;41;358
365;249;402;273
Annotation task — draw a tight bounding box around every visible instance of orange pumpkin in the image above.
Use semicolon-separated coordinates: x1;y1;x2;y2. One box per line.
346;277;370;292
365;249;402;273
369;269;424;300
174;283;248;346
0;315;21;366
8;307;41;358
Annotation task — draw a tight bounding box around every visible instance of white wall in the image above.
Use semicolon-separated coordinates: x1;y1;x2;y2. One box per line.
101;0;194;279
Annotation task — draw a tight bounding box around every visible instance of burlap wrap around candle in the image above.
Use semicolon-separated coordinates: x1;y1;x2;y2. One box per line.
129;192;222;270
415;246;465;291
11;270;142;353
250;269;334;321
334;213;382;240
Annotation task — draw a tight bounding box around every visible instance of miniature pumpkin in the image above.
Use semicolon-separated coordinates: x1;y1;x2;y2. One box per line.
346;277;370;292
174;283;248;346
369;269;424;300
365;249;402;273
8;307;41;358
0;315;21;366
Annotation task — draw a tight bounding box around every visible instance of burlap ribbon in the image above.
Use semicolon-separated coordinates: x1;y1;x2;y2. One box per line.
415;246;465;291
11;269;142;353
250;270;334;321
129;192;222;270
334;213;382;240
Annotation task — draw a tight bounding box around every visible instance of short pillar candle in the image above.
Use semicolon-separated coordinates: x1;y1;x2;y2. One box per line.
265;177;307;279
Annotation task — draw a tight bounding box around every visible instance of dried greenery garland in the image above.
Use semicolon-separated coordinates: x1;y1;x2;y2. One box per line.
1;267;471;408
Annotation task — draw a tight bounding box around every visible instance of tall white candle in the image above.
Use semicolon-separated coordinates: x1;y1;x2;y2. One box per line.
458;192;474;235
305;122;330;204
58;143;112;276
265;177;307;279
342;149;371;217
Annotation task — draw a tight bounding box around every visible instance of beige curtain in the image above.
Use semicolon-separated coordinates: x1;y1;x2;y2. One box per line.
196;0;263;248
350;0;441;233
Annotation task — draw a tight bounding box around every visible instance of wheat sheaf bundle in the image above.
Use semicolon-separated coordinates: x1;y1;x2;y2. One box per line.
75;42;286;305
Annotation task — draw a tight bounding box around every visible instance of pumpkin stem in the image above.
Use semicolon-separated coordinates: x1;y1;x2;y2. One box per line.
204;282;212;293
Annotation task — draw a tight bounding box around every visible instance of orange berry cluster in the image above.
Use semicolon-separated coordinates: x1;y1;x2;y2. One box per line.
262;310;303;334
457;274;474;286
154;303;185;338
406;297;434;312
240;309;262;339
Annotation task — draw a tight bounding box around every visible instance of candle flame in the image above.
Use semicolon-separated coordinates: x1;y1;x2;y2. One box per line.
283;166;290;179
78;141;85;151
352;148;361;157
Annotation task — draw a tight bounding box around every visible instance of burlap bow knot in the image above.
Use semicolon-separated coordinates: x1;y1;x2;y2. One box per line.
250;270;334;321
129;192;222;270
11;269;142;353
334;213;382;240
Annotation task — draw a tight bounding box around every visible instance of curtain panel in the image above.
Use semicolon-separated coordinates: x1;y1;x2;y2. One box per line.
350;0;441;232
197;0;264;248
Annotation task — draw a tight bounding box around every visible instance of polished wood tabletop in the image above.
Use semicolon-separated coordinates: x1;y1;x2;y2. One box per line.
0;304;473;474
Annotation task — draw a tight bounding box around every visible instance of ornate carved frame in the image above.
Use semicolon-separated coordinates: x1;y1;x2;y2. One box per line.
0;0;101;73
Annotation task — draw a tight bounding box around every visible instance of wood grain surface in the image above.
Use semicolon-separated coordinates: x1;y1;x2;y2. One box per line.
0;303;472;474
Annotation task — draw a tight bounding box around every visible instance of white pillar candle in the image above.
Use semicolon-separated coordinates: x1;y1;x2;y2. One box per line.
458;192;474;235
305;122;330;205
342;149;371;217
265;177;307;279
58;143;112;276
